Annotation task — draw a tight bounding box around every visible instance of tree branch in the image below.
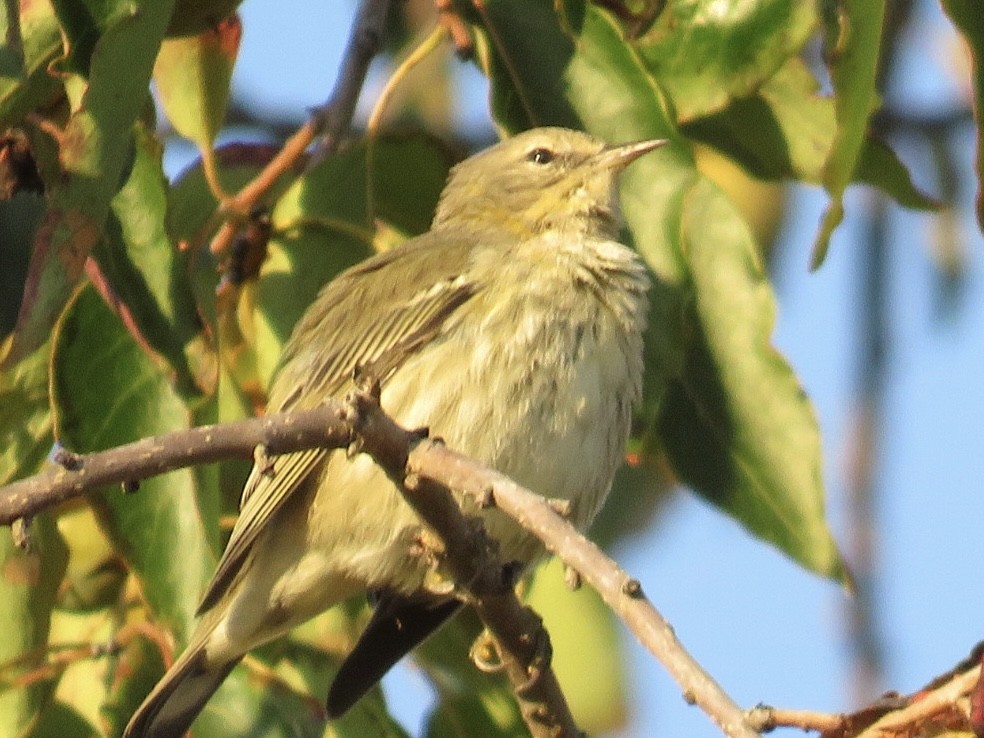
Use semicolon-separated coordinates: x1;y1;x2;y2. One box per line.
348;391;580;737
0;393;760;737
0;405;353;525
207;0;393;257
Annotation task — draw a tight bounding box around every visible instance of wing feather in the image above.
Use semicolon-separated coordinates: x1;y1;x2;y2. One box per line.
197;230;482;613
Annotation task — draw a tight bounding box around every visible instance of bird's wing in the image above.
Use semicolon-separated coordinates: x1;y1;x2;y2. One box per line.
197;232;480;614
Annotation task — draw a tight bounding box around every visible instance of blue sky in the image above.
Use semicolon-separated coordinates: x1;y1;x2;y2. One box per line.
192;2;984;735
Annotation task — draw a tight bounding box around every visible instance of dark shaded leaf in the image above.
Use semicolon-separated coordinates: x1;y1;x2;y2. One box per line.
94;123;217;400
4;0;175;366
0;0;63;128
51;286;214;642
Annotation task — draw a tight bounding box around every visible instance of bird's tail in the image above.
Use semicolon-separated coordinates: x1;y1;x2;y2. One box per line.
123;638;239;738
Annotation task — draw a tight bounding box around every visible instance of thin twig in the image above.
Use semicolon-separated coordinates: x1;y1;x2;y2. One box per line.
206;0;392;257
744;705;849;733
366;24;450;134
400;435;760;738
854;666;978;738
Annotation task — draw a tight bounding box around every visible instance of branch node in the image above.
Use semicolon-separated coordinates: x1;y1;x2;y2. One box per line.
121;479;140;494
563;564;582;591
546;498;572;517
346;438;364;459
471;485;495;509
516;624;553;696
11;518;31;550
621;577;644;598
683;689;697;705
470;631;504;674
53;447;83;471
253;444;276;476
744;705;777;732
352;365;381;400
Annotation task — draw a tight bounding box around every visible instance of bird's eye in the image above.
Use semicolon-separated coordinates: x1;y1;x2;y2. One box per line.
527;148;555;165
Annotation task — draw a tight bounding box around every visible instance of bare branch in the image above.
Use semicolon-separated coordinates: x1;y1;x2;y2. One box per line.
349;392;581;738
397;422;761;738
0;405;353;525
0;392;760;737
350;396;759;738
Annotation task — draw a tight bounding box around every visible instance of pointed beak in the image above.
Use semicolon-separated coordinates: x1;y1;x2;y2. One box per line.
597;138;667;171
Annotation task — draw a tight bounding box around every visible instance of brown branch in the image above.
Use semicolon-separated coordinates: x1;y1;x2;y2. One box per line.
744;705;851;733
207;0;392;257
0;405;353;525
0;393;759;737
854;666;978;738
394;426;760;738
349;392;581;738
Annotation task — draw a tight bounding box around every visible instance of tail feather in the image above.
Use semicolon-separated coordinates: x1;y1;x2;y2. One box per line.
124;645;239;738
326;594;460;717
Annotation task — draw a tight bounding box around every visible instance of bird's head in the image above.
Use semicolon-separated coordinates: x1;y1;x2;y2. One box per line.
433;127;666;239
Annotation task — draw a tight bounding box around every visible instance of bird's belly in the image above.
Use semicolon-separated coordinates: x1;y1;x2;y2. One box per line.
375;304;638;571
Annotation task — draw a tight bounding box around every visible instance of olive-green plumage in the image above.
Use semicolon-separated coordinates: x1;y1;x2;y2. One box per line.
125;127;663;737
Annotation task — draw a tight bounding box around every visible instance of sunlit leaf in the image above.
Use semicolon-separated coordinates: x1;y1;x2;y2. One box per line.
154;17;241;154
811;0;885;268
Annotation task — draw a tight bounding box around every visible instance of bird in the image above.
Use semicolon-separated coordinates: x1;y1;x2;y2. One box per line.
124;126;663;737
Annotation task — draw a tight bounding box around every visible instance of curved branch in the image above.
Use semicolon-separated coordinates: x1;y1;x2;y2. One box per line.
0;393;760;738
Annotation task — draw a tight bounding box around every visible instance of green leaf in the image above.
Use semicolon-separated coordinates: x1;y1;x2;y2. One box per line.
470;0;581;130
4;0;175;367
0;344;67;735
93;122;217;400
632;0;817;122
940;0;984;233
661;178;844;579
51;286;214;642
811;0;886;269
154;18;241;154
855;136;939;211
0;516;69;737
0;341;67;732
525;560;627;733
682;57;836;182
0;0;63;127
0;340;52;487
683;58;937;211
